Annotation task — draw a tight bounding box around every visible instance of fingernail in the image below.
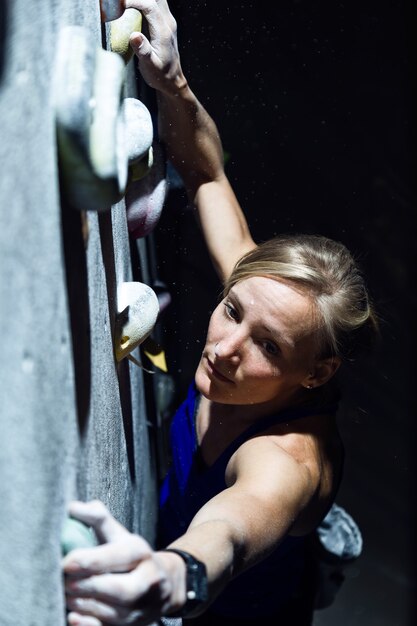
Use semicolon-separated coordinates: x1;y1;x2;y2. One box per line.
130;32;143;48
63;560;83;573
67;597;84;609
68;580;81;592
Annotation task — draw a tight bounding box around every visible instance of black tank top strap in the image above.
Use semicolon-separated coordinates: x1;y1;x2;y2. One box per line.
222;401;339;463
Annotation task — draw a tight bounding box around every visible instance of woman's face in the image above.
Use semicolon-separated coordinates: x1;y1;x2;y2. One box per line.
195;276;320;407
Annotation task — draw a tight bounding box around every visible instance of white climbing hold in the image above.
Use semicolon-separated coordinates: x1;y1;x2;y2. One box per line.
123;98;153;166
115;282;159;362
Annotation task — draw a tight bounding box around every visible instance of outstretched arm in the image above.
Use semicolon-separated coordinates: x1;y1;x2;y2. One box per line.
126;0;256;281
63;439;316;624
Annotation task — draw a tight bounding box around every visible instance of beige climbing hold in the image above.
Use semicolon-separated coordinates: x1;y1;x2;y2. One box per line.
130;147;154;182
110;8;143;64
143;337;169;373
114;282;159;362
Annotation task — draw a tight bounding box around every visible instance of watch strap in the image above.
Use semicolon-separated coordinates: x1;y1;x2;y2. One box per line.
161;548;208;617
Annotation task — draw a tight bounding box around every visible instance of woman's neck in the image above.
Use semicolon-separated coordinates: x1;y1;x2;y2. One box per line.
200;386;313;427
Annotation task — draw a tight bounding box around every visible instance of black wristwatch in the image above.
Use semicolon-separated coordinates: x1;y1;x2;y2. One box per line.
162;548;208;617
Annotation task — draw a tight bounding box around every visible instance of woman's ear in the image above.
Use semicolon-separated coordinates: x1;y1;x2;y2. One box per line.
302;357;341;389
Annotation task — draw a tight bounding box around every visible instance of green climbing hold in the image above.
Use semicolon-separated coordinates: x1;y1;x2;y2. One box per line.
61;517;97;556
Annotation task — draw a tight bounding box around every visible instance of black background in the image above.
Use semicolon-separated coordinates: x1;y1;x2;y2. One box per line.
152;1;416;623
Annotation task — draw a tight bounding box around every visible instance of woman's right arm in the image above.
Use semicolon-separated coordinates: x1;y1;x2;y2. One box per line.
126;0;257;281
63;437;317;624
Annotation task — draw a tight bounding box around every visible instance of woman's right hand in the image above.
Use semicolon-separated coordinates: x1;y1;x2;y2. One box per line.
125;0;188;95
63;500;187;626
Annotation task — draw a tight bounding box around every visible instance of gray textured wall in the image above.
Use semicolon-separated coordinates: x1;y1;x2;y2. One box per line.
0;1;157;624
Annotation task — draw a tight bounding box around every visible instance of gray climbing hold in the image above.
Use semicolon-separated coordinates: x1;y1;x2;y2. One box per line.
317;503;363;560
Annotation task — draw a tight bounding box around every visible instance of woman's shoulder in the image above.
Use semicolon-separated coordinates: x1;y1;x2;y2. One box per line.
231;408;342;472
227;409;344;534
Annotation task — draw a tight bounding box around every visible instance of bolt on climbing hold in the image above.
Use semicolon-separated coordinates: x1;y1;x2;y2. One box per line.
130;146;154;183
114;282;159;362
124;98;154;167
126;140;168;238
109;7;143;64
53;26;128;211
61;517;97;556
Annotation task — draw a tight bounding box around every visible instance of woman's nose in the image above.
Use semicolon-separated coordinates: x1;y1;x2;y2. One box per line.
214;331;243;361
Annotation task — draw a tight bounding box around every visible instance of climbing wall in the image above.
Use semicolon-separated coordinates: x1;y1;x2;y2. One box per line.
0;1;158;624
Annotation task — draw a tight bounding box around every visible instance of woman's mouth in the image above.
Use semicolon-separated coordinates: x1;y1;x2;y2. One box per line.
206;357;234;383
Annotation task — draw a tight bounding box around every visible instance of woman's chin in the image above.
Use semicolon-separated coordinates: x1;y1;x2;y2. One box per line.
194;369;235;404
194;366;211;398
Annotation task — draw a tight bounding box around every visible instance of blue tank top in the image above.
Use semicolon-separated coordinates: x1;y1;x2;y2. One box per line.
159;381;338;618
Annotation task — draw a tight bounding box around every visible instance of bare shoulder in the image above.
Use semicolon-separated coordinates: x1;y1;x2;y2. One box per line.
226;413;344;535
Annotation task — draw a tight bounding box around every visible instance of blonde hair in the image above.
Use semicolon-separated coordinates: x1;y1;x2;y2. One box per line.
224;235;378;360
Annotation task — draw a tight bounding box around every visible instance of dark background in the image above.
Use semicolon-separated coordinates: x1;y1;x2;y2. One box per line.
151;1;416;623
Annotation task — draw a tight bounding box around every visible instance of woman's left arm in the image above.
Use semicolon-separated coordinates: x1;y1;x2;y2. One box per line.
63;438;317;624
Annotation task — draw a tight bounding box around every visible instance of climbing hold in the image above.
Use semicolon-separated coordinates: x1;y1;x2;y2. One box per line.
89;48;128;192
61;517;97;556
123;98;153;166
100;0;125;22
54;26;128;211
126;141;167;238
114;282;159;361
143;336;169;373
110;8;143;64
126;353;155;374
130;147;154;182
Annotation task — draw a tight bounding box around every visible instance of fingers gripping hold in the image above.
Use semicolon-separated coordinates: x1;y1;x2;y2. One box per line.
126;1;184;95
62;502;185;624
66;595;141;624
68;501;129;543
63;540;152;576
63;501;153;576
65;559;174;625
67;613;102;626
66;559;172;606
125;0;176;40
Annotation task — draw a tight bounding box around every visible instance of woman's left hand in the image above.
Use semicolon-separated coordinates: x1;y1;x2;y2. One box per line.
63;500;186;626
125;0;186;96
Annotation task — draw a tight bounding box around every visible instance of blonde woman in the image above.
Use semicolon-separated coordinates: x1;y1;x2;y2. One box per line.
63;2;377;624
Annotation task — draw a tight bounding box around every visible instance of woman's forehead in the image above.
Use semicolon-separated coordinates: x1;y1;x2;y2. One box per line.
230;275;310;305
229;277;317;339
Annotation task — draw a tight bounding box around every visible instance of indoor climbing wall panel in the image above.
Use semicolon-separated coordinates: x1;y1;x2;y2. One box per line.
0;1;157;624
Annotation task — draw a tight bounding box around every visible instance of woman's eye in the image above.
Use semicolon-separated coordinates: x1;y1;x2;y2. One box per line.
262;340;279;356
224;303;239;321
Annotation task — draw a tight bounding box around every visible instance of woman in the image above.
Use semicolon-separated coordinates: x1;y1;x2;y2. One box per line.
63;1;377;624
